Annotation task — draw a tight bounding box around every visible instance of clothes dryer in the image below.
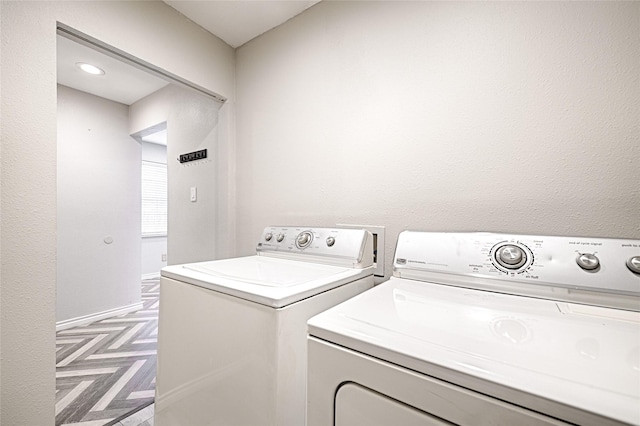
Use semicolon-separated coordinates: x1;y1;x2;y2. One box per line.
307;231;640;426
155;226;374;426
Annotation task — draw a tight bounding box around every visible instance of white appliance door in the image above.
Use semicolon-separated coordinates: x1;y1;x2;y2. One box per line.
335;383;447;425
307;337;569;426
184;256;345;286
162;256;369;307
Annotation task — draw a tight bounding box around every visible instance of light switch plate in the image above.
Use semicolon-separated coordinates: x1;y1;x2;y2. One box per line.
190;187;197;202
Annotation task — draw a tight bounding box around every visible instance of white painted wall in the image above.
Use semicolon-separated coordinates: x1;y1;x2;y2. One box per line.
142;141;168;277
142;237;167;277
3;1;638;424
131;85;224;265
57;85;141;322
236;2;640;269
0;2;234;424
166;87;224;265
130;89;171;138
142;139;168;165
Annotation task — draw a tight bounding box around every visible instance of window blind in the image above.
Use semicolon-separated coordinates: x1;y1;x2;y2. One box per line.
142;160;167;237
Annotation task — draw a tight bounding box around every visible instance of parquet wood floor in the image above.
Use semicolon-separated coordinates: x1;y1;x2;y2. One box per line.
55;279;159;426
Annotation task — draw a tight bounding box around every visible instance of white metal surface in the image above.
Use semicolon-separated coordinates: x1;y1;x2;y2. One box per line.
156;226;374;426
308;337;570;426
256;226;373;268
161;226;373;308
307;231;640;426
162;256;370;308
393;231;640;310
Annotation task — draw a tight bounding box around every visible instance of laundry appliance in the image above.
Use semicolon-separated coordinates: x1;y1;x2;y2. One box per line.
307;231;640;425
155;226;374;426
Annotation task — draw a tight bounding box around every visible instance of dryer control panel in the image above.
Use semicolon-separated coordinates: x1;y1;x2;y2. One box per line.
257;227;374;269
393;231;640;311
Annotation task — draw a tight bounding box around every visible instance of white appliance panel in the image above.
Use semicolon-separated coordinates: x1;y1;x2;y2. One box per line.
393;232;640;310
257;226;370;266
183;256;349;287
307;232;640;426
157;226;375;426
308;277;640;425
308;337;571;426
156;276;374;426
162;255;371;308
335;383;446;425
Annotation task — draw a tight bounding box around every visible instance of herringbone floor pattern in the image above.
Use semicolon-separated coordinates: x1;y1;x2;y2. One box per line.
55;279;159;426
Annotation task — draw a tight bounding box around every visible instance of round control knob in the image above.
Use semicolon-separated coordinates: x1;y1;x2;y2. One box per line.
576;253;600;271
326;236;336;247
296;231;313;249
265;232;273;242
495;244;527;269
276;233;285;243
627;256;640;274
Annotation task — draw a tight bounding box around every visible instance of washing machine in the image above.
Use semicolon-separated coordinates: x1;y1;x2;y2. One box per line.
307;231;640;426
154;226;374;426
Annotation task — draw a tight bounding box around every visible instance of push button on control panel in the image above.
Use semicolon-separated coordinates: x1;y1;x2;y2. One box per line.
576;253;600;271
627;256;640;274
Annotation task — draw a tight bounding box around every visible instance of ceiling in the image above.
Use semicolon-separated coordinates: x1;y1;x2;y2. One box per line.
57;1;320;106
163;0;321;48
57;35;170;106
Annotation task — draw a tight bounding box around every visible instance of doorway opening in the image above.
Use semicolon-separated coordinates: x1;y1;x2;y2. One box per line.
55;28;224;426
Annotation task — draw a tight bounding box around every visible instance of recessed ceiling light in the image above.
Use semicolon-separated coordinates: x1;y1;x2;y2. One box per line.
76;62;105;75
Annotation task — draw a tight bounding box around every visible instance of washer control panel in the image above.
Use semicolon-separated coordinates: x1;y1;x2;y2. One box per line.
393;231;640;309
257;226;373;267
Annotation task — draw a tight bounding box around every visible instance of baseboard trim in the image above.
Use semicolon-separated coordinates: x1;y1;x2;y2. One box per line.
142;272;161;280
56;302;144;331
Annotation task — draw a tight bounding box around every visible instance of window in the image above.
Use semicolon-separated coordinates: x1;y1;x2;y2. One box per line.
141;160;167;237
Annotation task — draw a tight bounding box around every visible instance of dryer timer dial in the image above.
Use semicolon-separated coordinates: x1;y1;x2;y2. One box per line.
296;231;313;249
495;244;528;270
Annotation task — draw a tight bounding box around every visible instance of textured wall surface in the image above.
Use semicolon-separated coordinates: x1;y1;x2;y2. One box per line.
1;4;58;423
0;2;234;424
236;1;640;268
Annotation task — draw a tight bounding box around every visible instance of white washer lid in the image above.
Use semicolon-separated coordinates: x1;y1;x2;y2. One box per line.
161;256;371;308
307;277;640;425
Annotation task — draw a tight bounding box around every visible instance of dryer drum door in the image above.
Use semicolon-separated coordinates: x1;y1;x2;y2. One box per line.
307;337;570;426
336;383;447;425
